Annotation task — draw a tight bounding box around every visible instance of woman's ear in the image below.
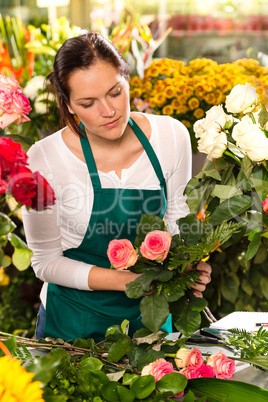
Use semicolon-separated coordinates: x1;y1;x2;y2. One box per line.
67;106;74;114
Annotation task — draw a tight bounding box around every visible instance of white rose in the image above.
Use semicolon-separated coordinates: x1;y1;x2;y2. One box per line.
197;128;227;159
232;120;268;161
34;93;55;114
193;105;232;138
175;347;191;369
225;83;258;114
23;75;45;100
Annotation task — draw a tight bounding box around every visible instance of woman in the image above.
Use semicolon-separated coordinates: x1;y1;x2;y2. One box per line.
22;33;211;342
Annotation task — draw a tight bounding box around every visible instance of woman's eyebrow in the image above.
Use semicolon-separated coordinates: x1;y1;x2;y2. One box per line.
75;81;122;101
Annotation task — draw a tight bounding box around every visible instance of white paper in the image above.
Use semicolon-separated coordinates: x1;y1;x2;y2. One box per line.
210;311;268;332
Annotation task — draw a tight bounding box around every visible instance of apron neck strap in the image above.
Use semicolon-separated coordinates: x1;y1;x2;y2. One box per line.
79;119;167;200
79;123;102;188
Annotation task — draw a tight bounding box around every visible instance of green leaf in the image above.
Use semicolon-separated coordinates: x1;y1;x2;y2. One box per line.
107;338;132;362
125;276;144;299
12;247;33;271
258;101;268;128
187;377;268;401
28;352;65;385
156;372;187;395
122;373;139;386
101;382;123;402
117;385;135;402
246;232;262;260
209;195;252;225
79;356;104;371
183;390;196;402
0;212;16;235
136;348;166;372
260;277;268;300
130;375;156;399
211;185;242;199
241;355;268;371
221;274;239;303
174;309;201;338
177;213;202;247
140;294;170;332
190;297;207;312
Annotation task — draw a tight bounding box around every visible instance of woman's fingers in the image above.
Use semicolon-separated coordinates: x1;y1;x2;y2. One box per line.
187;261;212;297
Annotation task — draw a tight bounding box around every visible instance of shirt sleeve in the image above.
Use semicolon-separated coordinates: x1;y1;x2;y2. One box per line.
163;118;192;235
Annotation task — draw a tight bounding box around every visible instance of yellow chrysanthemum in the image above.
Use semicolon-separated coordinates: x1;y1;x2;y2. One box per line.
155;93;166;107
0;356;44;402
171;99;180;108
204;92;216;104
188;97;200;110
131;88;142;98
130;76;142;87
193;108;205;119
162;105;174;116
164;86;176;99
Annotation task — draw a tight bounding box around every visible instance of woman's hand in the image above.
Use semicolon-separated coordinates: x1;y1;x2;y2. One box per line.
187;261;212;298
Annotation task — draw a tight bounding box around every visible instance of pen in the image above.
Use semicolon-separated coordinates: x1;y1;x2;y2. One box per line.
255;323;268;327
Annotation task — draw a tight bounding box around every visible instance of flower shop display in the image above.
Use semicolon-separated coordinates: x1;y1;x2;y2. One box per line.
129;57;268;151
1;323;268;401
0;74;55;277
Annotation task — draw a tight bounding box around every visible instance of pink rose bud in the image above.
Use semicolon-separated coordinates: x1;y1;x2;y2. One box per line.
207;350;236;379
140;230;172;262
182;363;214;379
107;239;138;270
263;197;268;213
141;358;174;381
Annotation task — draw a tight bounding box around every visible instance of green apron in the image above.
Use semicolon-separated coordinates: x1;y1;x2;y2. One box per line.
44;117;172;342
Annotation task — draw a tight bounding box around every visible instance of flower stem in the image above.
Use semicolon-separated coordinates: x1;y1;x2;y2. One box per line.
224;150;242;164
0;340;12;358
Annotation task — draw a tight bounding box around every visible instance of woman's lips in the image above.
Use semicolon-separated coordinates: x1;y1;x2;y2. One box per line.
102;117;120;128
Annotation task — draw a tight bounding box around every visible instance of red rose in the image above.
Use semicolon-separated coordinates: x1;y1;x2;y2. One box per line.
31;171;56;211
0;137;28;178
6;165;37;207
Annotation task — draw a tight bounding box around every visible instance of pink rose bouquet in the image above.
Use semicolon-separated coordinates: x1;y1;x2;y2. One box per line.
107;239;138;270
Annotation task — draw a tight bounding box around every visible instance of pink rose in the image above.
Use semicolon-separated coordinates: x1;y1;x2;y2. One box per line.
207;350;236;379
263;197;268;213
11;91;32;121
182;363;214;379
0;75;22;92
141;358;174;381
187;348;204;370
0;88;13;115
140;230;172;262
107;239;138;270
141;359;184;398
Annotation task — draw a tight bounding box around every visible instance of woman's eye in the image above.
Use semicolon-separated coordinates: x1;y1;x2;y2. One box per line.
82;102;94;108
110;88;122;97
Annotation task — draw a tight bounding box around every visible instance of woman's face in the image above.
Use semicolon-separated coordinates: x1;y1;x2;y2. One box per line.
67;60;130;142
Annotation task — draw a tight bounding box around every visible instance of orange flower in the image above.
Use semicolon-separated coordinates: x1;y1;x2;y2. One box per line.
196;205;207;222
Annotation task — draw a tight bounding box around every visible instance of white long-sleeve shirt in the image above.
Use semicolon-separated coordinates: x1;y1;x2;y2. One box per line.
22;113;192;306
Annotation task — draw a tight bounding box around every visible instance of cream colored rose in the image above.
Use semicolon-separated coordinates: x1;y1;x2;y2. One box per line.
232;120;268;161
194;105;232;138
197;128;227;159
225;83;258;114
175;347;191;369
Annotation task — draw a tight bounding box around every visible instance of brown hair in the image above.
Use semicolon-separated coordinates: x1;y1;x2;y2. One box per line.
46;32;129;136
